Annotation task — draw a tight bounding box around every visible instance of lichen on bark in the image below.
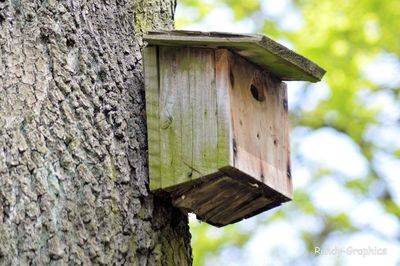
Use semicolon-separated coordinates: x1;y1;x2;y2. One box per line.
0;0;191;265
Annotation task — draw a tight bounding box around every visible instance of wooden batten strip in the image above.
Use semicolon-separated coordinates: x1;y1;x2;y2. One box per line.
144;47;161;190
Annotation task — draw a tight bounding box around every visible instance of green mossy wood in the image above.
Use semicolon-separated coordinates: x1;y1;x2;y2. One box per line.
143;31;325;226
145;30;326;82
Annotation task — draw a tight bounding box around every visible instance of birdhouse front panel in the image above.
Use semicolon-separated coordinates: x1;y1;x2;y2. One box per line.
145;45;222;190
143;30;325;226
216;49;292;199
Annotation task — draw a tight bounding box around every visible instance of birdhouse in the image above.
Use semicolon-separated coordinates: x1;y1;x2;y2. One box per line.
143;30;325;227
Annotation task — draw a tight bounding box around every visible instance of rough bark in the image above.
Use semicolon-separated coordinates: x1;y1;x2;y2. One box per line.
0;0;192;265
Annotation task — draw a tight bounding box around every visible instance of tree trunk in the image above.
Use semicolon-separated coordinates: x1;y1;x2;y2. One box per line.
0;0;192;265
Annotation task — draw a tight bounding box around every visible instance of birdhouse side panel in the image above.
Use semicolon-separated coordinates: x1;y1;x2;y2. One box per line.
154;46;222;189
225;50;292;199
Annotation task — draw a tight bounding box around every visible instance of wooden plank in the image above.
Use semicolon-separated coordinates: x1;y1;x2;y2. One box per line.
144;30;326;82
158;46;183;188
169;173;288;226
215;49;233;169
226;50;292;199
157;47;219;188
143;47;161;190
279;82;293;196
179;48;194;184
191;49;218;178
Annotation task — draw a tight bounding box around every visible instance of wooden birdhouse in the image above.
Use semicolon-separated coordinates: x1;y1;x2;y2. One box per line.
143;30;325;227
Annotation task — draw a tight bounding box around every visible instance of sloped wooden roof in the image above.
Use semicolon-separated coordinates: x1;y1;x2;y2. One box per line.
144;30;326;82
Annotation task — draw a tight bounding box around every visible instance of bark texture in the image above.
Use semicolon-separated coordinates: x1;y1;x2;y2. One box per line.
0;0;192;265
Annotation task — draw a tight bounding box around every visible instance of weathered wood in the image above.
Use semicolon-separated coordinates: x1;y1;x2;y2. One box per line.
155;47;220;189
224;50;292;198
158;46;180;188
168;170;288;226
215;49;233;168
144;30;326;82
144;47;162;190
144;47;294;226
191;48;218;179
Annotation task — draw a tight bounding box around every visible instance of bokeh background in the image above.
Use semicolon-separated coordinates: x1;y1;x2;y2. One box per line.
175;0;400;265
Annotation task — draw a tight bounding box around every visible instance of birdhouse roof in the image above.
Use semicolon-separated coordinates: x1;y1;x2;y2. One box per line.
144;30;326;82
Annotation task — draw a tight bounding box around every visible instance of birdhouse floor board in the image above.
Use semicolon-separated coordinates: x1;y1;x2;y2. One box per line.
167;170;289;226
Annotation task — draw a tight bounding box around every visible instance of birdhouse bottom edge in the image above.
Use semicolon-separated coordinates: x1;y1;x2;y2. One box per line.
153;167;291;227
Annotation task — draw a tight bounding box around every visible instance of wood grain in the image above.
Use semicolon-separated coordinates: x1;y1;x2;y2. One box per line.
144;47;161;190
144;30;326;82
144;46;293;226
224;50;292;198
215;49;233;168
156;47;220;189
169;170;288;226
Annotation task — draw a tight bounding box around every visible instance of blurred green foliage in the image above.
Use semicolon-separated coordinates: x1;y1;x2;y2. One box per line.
177;0;400;265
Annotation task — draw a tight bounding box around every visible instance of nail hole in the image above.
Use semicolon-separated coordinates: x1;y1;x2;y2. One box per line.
229;70;234;88
283;99;288;111
257;133;260;139
250;84;265;102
